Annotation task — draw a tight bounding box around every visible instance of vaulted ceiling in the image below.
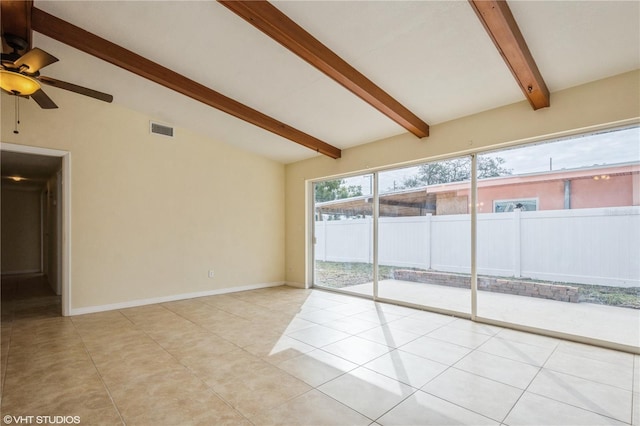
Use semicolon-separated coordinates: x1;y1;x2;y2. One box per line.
2;1;639;163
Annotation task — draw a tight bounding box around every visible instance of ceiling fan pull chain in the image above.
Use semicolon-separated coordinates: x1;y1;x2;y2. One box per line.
15;96;21;134
14;95;20;134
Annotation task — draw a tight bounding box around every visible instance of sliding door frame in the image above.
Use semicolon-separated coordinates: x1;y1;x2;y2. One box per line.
470;154;478;321
372;172;379;300
308;120;640;354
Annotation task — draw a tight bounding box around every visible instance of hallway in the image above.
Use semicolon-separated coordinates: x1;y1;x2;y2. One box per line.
1;274;61;322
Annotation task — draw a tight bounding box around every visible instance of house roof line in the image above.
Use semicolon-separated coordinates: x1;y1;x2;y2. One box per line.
315;161;640;208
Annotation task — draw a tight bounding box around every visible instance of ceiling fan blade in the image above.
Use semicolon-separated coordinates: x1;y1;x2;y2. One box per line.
31;89;58;109
14;48;59;74
38;76;113;103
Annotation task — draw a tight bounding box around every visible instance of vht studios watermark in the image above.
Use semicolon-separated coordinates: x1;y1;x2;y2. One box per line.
3;415;81;425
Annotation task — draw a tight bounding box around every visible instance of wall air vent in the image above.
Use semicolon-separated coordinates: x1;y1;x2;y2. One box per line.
150;121;174;138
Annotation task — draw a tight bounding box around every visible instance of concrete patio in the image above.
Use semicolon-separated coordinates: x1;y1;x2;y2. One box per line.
336;279;640;350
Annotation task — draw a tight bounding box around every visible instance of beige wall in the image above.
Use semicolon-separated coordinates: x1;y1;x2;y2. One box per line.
1;187;42;274
285;70;640;286
1;89;285;311
2;70;637;308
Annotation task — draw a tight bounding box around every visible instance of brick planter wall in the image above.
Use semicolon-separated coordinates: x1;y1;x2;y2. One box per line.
392;270;579;303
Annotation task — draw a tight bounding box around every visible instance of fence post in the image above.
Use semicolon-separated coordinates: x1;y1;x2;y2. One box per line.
368;216;373;264
425;214;432;269
513;208;522;278
321;220;327;262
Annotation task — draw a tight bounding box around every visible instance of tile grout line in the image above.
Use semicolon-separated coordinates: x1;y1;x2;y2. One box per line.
0;278;17;403
156;298;332;422
541;363;636;393
69;315;127;426
4;285;635;425
418;362;509;424
362;319;487;424
262;294;416;422
118;306;253;423
308;386;379;424
361;319;456;422
474;333;557;367
542;339;636;390
520;342;631;425
497;340;557;424
400;327;551;424
0;318;15;406
371;388;421;424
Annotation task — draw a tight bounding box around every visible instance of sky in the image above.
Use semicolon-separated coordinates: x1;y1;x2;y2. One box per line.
342;126;640;194
487;126;640;175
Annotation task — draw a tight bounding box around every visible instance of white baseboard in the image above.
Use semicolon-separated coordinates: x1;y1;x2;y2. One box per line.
285;281;306;289
69;281;285;316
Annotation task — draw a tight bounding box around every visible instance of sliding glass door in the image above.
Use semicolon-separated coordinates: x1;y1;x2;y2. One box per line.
377;158;472;314
313;174;374;297
476;127;640;348
311;126;639;349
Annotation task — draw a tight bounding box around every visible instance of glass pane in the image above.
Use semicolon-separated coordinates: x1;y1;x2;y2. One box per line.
476;127;640;347
377;157;472;314
313;174;374;297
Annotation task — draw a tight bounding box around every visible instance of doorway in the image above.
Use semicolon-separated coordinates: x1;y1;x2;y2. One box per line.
1;143;71;316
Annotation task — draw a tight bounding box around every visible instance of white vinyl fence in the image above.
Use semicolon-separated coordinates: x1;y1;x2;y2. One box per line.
314;206;640;287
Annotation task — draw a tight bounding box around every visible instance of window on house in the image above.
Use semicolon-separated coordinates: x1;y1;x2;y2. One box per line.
493;198;538;212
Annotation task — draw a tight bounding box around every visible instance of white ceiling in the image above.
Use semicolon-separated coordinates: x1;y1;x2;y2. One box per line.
22;1;640;164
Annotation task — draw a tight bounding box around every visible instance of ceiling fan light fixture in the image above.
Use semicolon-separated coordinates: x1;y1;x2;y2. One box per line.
0;70;41;95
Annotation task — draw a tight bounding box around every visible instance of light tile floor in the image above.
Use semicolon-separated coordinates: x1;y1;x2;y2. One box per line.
1;274;639;425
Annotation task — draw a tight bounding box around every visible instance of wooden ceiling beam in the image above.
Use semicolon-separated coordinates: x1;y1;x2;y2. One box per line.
219;0;430;138
1;0;33;49
469;0;550;110
30;7;341;159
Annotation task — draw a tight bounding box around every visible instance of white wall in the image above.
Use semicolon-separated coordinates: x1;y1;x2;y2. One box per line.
1;88;285;312
286;71;640;286
1;186;41;274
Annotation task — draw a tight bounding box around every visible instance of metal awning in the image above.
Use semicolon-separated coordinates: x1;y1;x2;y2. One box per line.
316;189;437;217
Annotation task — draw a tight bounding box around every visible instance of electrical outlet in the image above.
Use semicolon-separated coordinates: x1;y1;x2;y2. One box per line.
208;270;214;278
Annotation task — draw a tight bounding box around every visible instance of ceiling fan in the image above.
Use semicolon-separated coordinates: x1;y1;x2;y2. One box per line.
0;33;113;109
